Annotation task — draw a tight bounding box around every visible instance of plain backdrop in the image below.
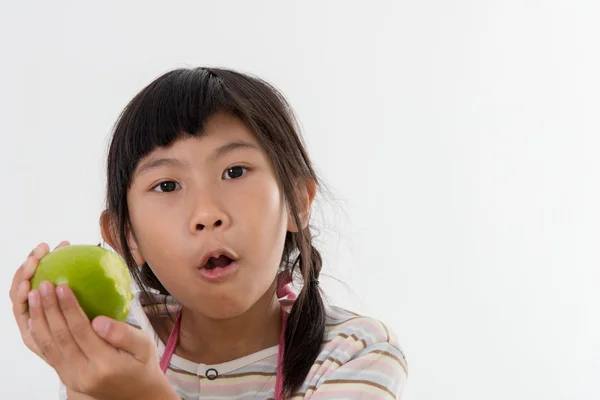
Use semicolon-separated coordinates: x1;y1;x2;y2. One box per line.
1;1;599;399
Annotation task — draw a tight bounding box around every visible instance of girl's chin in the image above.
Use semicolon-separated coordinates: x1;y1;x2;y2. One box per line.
191;287;277;321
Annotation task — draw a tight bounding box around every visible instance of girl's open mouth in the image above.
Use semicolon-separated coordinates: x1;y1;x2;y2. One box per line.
198;254;239;282
203;255;233;270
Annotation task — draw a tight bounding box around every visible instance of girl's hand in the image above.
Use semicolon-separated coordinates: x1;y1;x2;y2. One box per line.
10;242;179;400
10;241;69;360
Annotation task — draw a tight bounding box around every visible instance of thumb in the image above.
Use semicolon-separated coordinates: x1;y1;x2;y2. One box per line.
92;316;155;362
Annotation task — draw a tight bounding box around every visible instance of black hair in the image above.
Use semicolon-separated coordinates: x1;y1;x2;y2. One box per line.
104;67;325;396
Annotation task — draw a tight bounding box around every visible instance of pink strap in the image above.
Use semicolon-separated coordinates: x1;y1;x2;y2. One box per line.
273;307;287;399
276;270;297;300
159;274;294;399
159;308;182;374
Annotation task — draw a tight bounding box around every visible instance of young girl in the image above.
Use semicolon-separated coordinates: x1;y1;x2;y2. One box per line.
10;67;408;399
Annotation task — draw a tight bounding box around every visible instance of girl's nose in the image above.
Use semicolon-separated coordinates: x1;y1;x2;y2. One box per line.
195;218;224;231
190;205;230;232
189;189;231;233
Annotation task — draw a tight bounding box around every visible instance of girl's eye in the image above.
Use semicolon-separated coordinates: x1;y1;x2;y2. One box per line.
152;181;181;193
223;166;248;180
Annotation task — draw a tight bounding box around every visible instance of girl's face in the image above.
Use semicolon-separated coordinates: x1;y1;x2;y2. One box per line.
124;112;292;319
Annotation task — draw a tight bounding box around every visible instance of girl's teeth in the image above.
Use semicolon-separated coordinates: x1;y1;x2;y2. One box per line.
204;256;233;269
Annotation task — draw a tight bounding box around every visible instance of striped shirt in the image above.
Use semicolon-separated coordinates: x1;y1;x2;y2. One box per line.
59;291;408;399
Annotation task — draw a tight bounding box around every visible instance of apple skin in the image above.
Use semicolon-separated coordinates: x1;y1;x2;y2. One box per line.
30;245;133;322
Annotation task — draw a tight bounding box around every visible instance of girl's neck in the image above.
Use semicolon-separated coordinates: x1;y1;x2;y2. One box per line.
174;287;282;365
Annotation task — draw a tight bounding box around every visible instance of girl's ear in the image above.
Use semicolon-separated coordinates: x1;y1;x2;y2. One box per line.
287;178;317;232
100;210;146;266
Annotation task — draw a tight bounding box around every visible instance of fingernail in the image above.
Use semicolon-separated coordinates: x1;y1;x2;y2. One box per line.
24;257;36;273
40;282;50;297
33;243;47;259
28;291;38;307
56;286;65;299
32;244;42;258
93;318;110;335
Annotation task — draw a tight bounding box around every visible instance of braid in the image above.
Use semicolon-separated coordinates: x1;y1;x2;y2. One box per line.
281;233;326;396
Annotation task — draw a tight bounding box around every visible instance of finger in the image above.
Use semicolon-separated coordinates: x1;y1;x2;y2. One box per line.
28;288;63;367
10;262;27;302
57;285;109;358
11;278;32;336
19;242;49;285
54;240;71;250
10;241;56;300
9;242;47;298
92;316;153;362
10;261;25;298
32;242;50;260
10;255;38;325
40;281;87;365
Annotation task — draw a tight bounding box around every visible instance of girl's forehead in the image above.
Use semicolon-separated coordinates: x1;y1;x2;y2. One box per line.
203;112;253;137
149;113;260;154
188;113;259;146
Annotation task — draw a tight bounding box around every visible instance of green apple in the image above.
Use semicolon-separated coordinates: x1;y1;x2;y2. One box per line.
30;244;133;322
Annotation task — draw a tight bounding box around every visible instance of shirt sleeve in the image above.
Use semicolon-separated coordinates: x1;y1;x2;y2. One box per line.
308;340;408;399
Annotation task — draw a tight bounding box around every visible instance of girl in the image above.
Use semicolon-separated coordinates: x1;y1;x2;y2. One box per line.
10;67;408;399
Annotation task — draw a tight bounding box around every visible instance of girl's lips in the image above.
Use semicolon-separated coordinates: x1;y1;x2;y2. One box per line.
197;260;239;282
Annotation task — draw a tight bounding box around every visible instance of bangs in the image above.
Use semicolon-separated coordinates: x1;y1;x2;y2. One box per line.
113;68;230;177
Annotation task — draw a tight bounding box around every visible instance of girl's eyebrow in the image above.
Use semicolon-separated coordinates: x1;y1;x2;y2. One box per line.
207;140;260;162
134;157;186;178
135;140;259;178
